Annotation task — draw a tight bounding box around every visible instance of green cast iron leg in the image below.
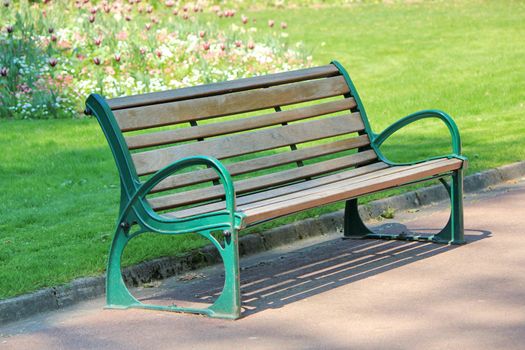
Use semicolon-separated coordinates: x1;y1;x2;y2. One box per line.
343;198;374;238
208;229;242;319
106;223;140;308
432;169;465;244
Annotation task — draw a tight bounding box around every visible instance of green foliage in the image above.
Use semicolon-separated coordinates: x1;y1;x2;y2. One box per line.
0;0;308;119
0;10;75;119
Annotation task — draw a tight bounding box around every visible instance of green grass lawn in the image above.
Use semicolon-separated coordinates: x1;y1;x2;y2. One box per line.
1;0;524;299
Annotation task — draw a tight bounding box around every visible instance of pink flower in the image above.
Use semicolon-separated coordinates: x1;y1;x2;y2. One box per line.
172;9;178;16
125;15;131;21
48;58;58;67
114;54;121;62
156;50;162;58
116;31;128;40
88;15;95;23
103;4;110;13
94;37;102;46
145;23;151;30
234;40;242;48
241;15;248;24
50;34;57;42
202;42;210;51
199;30;206;38
193;6;199;13
90;7;97;14
57;39;72;49
140;47;146;55
248;41;254;50
6;25;13;33
165;0;175;7
93;57;101;65
281;21;287;29
220;43;226;51
182;13;189;20
0;67;8;77
17;83;31;93
182;5;188;12
268;19;275;28
146;5;153;13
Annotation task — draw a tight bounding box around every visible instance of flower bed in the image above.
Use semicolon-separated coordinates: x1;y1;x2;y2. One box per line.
0;0;311;119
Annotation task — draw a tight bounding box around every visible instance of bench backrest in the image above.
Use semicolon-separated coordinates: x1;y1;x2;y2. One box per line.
91;62;378;213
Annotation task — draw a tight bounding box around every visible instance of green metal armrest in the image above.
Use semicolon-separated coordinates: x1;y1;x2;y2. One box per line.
121;156;242;236
371;109;467;166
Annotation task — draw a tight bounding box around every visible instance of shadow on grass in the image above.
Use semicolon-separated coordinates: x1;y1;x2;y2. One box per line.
138;226;490;318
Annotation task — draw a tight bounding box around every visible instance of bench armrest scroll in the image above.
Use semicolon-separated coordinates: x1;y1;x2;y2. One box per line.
122;156;237;232
372;109;466;165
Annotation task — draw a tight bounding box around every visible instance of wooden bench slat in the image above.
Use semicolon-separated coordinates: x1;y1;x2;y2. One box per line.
126;98;356;150
151;135;370;193
166;162;390;218
164;158;448;218
133;113;365;175
242;158;463;224
107;65;340;110
240;158;448;212
114;76;349;132
148;150;378;210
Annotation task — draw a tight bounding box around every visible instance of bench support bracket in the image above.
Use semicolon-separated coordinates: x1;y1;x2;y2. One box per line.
106;222;242;320
343;169;465;245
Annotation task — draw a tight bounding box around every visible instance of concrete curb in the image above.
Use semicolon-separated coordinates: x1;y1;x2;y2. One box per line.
1;161;524;325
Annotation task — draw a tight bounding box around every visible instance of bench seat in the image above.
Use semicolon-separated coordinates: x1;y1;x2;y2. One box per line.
167;158;462;225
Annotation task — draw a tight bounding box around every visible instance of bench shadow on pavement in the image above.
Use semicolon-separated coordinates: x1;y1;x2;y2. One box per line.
139;225;491;318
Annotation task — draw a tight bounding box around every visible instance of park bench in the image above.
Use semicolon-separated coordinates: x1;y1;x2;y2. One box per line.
85;61;467;319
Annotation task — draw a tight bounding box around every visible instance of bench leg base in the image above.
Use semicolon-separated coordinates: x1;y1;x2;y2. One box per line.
343;170;465;245
106;224;242;320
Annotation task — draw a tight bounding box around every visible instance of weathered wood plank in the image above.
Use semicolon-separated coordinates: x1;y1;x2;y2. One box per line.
114;76;349;131
148;150;378;210
241;158;447;212
107;65;340;110
165;159;449;218
241;158;463;224
151;135;370;193
125;98;356;150
133;113;365;175
166;162;390;218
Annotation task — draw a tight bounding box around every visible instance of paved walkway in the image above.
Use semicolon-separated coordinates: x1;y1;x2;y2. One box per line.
1;178;524;349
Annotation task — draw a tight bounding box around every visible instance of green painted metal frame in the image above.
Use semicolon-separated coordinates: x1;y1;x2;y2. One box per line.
86;93;245;319
331;60;466;245
85;61;467;321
